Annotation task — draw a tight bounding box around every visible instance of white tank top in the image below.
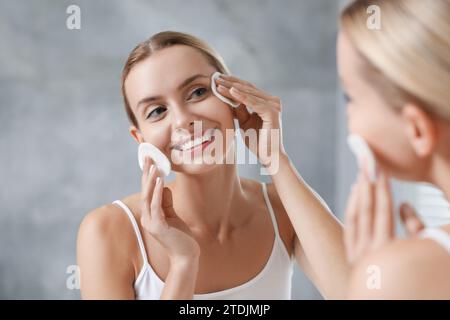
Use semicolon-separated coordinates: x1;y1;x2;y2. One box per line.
419;227;450;253
112;182;294;300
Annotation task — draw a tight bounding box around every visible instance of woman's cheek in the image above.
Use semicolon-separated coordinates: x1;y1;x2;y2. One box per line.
197;98;234;127
143;125;172;154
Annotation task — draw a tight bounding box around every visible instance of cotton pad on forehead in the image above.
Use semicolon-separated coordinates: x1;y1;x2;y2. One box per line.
347;134;377;182
138;143;171;177
211;72;240;108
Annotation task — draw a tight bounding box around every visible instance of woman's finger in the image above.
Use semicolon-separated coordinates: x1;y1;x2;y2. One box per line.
373;170;394;246
353;166;374;259
228;86;277;114
217;74;257;89
344;183;359;263
399;202;425;235
216;84;243;104
150;177;166;223
216;77;279;104
141;157;156;194
141;161;158;218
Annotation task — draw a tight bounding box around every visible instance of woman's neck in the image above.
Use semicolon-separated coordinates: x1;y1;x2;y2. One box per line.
429;157;450;202
170;163;248;241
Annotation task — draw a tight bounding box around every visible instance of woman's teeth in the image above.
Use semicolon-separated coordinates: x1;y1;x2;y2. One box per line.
178;130;215;151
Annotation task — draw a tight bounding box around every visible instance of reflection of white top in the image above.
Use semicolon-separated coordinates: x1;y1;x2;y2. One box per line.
412;183;450;227
112;182;294;300
419;228;450;254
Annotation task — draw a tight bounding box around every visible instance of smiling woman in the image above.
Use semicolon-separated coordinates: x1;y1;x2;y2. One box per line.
76;31;302;300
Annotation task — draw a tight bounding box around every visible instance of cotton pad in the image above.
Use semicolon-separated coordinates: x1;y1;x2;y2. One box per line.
347;134;377;182
138;143;171;177
211;72;241;108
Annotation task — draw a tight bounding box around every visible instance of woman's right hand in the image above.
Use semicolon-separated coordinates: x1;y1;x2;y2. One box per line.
140;156;200;263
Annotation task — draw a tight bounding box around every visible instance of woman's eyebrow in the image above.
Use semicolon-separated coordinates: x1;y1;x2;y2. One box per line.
177;74;208;90
135;74;209;111
136;95;163;111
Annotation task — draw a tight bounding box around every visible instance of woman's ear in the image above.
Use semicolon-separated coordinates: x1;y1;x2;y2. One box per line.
129;125;144;144
401;103;437;158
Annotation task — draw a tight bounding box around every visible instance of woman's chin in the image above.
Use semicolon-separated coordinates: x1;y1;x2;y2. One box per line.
172;161;224;175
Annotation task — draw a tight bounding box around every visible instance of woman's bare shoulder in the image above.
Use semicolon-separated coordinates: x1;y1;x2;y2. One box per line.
77;194;142;272
348;235;450;299
76;194;142;298
79;194;141;238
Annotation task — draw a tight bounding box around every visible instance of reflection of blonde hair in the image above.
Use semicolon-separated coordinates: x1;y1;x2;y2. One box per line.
341;0;450;120
121;31;230;127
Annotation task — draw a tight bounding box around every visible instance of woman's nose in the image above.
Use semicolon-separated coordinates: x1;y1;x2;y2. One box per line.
171;104;198;132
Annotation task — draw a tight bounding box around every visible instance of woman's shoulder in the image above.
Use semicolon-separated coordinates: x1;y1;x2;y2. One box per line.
348;233;450;299
79;193;141;237
77;194;142;269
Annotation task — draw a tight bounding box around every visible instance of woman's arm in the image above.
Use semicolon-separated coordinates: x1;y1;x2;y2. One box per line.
160;256;199;299
77;208;136;299
271;155;349;299
215;74;350;298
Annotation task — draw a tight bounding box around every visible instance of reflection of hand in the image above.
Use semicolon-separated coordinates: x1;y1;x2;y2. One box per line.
344;163;426;264
140;156;200;262
215;74;286;172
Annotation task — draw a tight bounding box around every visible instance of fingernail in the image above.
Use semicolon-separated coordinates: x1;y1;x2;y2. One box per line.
150;165;155;174
156;177;161;185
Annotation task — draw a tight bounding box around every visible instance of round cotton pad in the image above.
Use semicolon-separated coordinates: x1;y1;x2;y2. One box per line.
138;143;171;177
211;72;241;108
347;134;377;182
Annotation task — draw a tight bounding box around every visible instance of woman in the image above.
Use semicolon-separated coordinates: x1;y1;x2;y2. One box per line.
338;0;450;298
76;31;347;299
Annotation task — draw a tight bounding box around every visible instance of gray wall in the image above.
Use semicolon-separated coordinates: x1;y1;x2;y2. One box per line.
0;0;343;299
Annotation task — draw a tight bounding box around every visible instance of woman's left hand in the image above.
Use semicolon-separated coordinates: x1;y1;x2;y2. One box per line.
344;164;425;264
215;74;286;173
344;165;395;264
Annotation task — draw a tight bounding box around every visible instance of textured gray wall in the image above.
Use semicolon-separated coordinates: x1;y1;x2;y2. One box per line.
0;0;342;299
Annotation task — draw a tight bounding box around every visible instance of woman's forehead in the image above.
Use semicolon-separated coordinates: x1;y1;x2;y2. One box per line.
125;46;215;108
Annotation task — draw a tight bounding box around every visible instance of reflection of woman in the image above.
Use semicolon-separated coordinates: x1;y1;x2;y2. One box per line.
338;0;450;298
77;32;345;299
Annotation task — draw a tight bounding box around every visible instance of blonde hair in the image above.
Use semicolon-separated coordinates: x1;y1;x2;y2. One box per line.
341;0;450;120
121;31;230;127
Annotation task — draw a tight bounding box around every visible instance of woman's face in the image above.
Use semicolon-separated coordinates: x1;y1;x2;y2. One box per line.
337;31;429;180
125;45;235;175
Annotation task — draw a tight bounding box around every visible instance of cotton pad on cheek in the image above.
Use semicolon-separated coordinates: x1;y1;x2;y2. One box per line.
347;134;377;182
211;72;240;108
138;143;171;177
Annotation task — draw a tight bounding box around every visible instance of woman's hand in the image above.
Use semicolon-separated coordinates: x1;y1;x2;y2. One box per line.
344;163;425;264
140;156;200;263
215;74;286;174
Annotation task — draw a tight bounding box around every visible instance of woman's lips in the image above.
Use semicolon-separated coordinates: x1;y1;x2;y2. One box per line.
172;128;217;152
187;135;215;155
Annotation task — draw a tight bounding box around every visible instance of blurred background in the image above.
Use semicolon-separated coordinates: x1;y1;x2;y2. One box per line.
0;0;449;299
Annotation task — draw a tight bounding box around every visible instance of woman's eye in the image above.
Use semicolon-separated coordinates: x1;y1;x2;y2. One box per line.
146;106;167;119
189;87;207;100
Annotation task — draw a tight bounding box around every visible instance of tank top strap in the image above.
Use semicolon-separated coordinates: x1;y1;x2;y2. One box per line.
260;182;281;238
112;200;149;264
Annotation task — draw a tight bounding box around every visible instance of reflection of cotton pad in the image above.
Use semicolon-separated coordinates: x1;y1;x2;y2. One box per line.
347;134;377;182
211;72;240;108
138;143;171;177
